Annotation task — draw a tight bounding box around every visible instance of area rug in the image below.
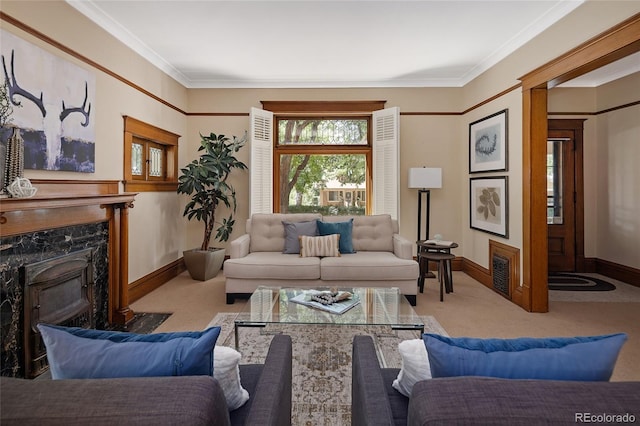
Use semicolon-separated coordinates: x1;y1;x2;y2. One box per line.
208;313;447;426
548;273;616;291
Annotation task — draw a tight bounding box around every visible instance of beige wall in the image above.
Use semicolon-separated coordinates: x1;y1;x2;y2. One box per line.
548;72;640;270
1;1;189;282
2;0;638;286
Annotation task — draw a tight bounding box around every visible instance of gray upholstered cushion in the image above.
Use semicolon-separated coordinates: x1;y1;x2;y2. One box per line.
1;376;228;426
408;377;640;425
282;220;318;254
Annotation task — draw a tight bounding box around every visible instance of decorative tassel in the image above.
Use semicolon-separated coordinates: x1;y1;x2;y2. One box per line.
3;127;25;195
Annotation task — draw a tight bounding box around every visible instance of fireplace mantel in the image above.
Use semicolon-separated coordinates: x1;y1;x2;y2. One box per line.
0;179;137;325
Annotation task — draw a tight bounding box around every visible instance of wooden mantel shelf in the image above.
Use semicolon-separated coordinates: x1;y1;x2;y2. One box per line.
0;180;137;326
1;193;137;213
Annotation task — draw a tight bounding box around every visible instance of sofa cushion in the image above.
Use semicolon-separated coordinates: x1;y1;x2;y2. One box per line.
317;218;356;253
408;377;640;426
321;215;393;252
223;252;321;280
249;213;321;252
38;324;221;380
392;339;431;397
423;333;627;381
320;252;419;281
1;375;228;426
300;234;341;258
282;220;318;254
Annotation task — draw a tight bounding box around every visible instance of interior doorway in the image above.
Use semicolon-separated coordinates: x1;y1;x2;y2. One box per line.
547;120;585;273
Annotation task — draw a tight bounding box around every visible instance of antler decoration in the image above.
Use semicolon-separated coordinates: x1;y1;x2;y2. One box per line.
60;81;91;127
2;49;47;117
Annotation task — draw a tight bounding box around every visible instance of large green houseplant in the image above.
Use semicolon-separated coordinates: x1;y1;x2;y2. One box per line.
178;131;247;280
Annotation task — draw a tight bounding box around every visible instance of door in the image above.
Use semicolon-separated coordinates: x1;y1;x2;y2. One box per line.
547;129;576;272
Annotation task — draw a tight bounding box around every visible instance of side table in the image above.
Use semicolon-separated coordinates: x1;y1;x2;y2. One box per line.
417;240;458;301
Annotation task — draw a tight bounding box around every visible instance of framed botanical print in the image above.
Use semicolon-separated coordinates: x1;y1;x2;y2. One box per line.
470;176;508;238
469;109;508;173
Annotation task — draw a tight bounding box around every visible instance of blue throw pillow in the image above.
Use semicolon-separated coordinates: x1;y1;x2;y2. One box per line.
317;219;355;253
282;220;318;254
423;332;627;381
38;323;221;380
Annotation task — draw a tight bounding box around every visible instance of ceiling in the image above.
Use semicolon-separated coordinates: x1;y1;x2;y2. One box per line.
66;0;638;89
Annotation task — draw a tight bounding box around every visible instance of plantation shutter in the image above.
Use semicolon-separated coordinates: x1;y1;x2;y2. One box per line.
250;107;273;215
372;107;400;220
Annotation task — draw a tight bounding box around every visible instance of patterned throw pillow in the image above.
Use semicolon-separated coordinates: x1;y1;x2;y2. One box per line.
299;234;341;258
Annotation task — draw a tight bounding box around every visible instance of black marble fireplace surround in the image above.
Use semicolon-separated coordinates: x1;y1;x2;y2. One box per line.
0;223;109;378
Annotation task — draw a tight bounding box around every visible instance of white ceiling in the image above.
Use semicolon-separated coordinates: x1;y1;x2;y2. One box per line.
66;0;637;89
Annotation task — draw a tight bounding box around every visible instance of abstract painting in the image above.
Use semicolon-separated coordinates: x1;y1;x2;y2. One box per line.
469;109;508;173
1;29;95;173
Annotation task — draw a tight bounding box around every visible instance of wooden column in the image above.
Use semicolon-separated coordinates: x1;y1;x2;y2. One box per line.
111;201;135;325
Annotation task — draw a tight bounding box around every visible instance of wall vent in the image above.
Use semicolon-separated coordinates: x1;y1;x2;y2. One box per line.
492;254;510;297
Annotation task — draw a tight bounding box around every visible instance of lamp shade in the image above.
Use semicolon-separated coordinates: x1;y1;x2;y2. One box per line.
408;167;442;189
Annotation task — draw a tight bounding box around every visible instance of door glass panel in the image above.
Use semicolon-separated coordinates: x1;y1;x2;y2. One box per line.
547;140;563;224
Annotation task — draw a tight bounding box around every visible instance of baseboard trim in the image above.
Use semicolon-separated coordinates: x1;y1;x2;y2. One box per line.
129;258;186;303
461;258;491;287
594;259;640;288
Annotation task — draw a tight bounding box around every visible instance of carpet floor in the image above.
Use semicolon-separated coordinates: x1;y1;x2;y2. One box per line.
208;312;447;426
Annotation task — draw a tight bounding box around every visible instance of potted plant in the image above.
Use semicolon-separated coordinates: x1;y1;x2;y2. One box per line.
177;131;247;280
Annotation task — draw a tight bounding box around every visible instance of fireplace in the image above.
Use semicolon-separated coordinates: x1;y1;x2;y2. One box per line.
22;248;95;378
0;179;136;378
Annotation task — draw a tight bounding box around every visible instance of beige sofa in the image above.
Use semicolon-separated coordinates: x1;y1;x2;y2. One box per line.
223;213;419;305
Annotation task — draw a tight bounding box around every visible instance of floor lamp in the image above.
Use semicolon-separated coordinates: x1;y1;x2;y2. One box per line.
409;167;442;278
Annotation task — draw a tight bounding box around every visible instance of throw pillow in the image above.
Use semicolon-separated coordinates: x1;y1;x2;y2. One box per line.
317;219;356;253
423;332;628;381
392;339;431;397
282;220;318;254
38;324;221;380
213;345;250;410
299;234;341;258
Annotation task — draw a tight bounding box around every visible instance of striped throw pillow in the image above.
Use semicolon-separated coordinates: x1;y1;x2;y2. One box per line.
299;234;341;258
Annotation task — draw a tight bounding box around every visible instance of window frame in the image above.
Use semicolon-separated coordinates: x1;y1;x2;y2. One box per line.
123;116;179;192
265;101;385;214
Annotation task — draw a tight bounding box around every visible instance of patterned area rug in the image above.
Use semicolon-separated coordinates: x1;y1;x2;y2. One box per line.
208;313;447;426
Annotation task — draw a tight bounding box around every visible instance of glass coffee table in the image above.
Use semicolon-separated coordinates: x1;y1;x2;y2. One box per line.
234;286;424;349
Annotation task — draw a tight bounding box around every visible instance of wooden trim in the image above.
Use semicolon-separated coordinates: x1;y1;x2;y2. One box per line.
26;179;119;197
462;83;522;114
129;258;187;303
520;14;640;90
520;13;640;313
461;257;491;287
261;100;386;113
596;259;640;288
123;116;179;191
489;240;521;302
122;181;178;192
123;116;180;144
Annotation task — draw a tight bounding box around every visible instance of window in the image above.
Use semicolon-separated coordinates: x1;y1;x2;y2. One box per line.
276;117;370;215
250;102;399;219
123;116;179;192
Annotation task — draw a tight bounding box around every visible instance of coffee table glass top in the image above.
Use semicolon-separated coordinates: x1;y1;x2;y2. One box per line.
235;286;424;330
